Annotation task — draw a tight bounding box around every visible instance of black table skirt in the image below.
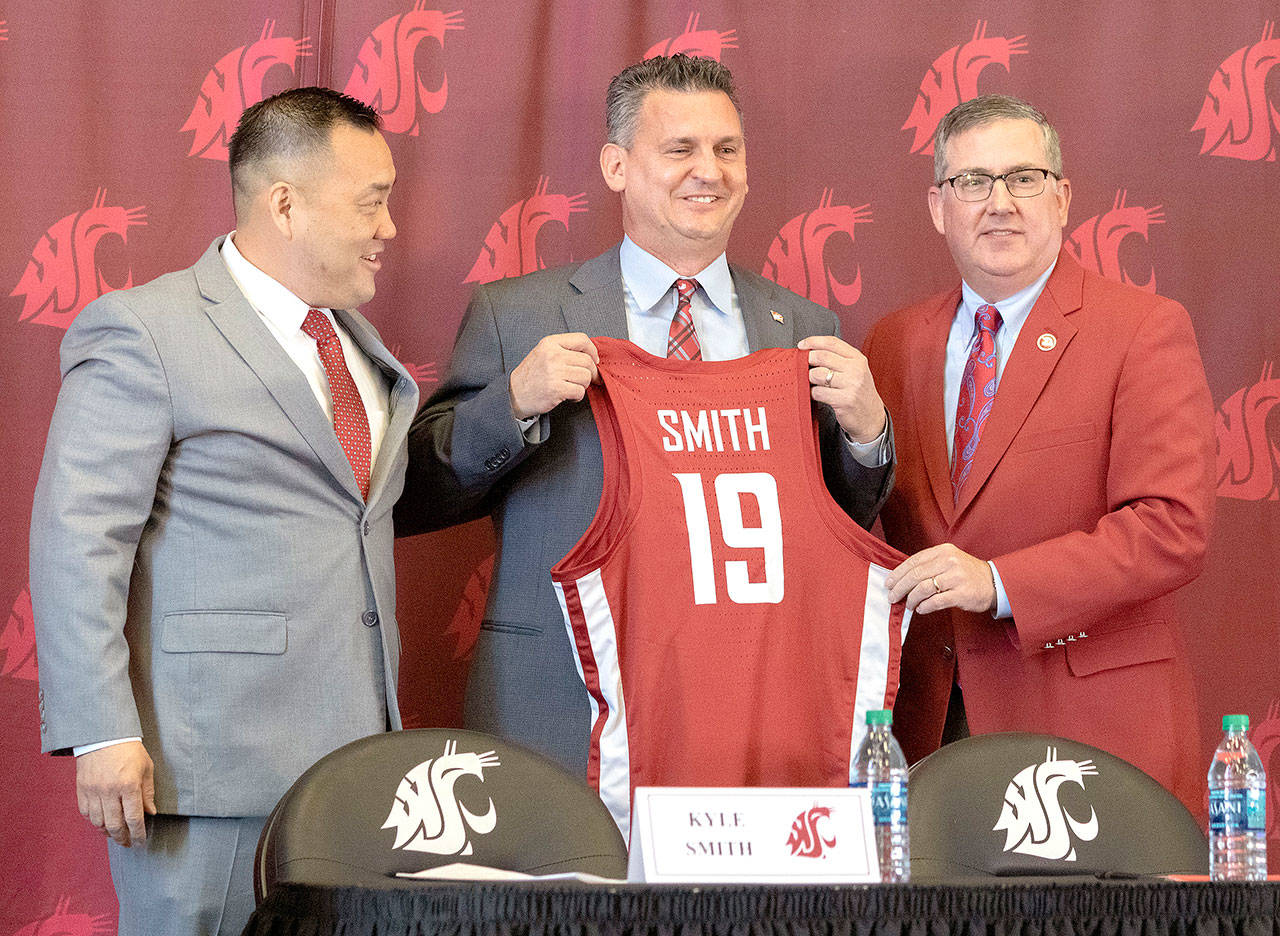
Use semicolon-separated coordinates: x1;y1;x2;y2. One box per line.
243;880;1280;936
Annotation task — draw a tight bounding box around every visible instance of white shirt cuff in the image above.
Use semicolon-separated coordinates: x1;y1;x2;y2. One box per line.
74;737;142;757
989;561;1012;619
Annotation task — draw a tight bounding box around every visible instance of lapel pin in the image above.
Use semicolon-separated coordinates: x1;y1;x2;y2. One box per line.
770;310;785;324
1036;333;1057;351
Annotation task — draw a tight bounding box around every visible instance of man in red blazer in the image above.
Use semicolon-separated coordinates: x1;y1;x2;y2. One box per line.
863;94;1215;818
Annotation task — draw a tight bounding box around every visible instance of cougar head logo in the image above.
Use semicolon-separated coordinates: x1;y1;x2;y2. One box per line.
344;5;464;136
1192;22;1280;162
2;585;37;683
762;190;871;308
11;189;147;330
786;805;837;858
1216;362;1280;501
10;896;112;936
903;21;1028;156
382;739;501;855
180;21;312;162
993;747;1099;861
464;177;587;284
1064;190;1164;293
644;13;737;61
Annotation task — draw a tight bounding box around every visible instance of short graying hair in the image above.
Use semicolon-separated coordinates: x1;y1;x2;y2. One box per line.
932;94;1063;183
605;53;742;147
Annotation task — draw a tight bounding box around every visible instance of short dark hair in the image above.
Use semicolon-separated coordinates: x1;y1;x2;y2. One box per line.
228;87;381;207
932;94;1062;182
605;54;741;147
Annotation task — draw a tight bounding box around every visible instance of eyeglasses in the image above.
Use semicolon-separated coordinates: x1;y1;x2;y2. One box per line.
938;168;1060;202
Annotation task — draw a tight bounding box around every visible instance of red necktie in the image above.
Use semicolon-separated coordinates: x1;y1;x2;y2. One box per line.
301;308;372;500
951;303;1002;504
667;278;702;361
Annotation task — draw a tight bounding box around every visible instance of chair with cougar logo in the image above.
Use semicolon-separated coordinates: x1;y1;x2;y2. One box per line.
254;728;627;899
907;733;1207;881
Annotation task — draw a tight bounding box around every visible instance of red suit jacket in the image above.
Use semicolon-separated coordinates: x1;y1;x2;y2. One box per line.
863;250;1215;818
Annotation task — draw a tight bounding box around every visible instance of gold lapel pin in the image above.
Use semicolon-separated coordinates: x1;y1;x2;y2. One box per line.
771;310;785;324
1036;333;1057;351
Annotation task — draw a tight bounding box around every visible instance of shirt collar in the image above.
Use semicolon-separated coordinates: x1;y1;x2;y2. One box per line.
220;232;323;332
958;260;1056;335
619;235;734;316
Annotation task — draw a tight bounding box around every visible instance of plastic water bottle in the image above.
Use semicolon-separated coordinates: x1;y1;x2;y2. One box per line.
851;708;910;882
1208;714;1267;881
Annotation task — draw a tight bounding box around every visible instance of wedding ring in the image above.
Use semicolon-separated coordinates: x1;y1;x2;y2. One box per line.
823;367;834;388
932;576;941;594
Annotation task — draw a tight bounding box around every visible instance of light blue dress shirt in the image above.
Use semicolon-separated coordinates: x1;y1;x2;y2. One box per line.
944;261;1056;619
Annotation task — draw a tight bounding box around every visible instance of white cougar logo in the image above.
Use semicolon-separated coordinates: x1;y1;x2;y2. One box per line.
382;739;501;855
992;747;1099;860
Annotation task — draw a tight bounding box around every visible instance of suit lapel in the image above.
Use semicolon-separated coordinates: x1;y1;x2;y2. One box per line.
562;247;629;339
733;264;797;350
953;254;1082;518
334;309;419;504
194;238;365;504
916;287;963;526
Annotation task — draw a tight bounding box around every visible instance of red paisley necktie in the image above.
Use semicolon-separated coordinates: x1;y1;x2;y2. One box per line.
667;278;702;361
950;303;1002;504
301;308;372;500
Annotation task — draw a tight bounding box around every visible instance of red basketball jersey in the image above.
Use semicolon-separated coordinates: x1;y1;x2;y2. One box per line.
551;338;911;838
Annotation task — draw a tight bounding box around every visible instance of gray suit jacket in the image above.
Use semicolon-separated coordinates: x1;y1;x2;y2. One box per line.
396;245;893;775
30;236;419;818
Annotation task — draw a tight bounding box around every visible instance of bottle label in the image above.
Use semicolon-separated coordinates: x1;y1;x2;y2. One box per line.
870;780;907;826
1209;788;1266;833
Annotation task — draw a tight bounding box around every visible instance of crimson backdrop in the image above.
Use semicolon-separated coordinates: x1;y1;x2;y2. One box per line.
2;2;1278;930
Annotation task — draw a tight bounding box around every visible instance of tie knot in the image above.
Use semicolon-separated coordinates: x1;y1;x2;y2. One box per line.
976;303;1002;335
675;278;698;301
301;308;338;344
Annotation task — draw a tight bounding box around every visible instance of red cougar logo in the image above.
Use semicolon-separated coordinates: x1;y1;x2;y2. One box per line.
344;5;464;136
1192;22;1280;161
2;585;38;683
11;896;112;936
1216;362;1280;501
786;805;836;858
181;21;313;161
389;344;440;388
11;189;147;330
1247;700;1280;837
903;22;1028;156
761;190;871;309
464;177;587;284
644;13;738;60
0;20;9;41
1063;191;1164;293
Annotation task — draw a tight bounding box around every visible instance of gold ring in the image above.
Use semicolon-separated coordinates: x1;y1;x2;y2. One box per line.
823;368;834;388
932;576;941;593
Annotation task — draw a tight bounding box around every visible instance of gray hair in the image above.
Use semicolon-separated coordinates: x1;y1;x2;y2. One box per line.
932;94;1063;182
605;53;741;148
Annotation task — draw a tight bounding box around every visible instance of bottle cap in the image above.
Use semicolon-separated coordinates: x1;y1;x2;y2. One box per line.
1223;714;1249;730
865;709;893;726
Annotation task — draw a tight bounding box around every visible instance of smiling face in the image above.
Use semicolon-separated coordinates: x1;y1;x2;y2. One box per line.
600;88;747;275
289;122;397;310
928;118;1070;303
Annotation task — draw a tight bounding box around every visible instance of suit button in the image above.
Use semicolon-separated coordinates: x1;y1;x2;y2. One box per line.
362;610;379;627
363;519;370;536
941;645;955;660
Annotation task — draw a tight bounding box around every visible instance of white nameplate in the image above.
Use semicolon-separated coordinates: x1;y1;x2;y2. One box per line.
627;787;879;883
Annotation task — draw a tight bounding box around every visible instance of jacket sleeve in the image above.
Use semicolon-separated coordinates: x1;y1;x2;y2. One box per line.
30;294;174;754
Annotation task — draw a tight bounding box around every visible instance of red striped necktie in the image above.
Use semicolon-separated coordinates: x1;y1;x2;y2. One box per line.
667;278;702;361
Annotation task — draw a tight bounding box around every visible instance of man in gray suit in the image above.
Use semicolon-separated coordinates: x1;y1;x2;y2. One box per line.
396;55;893;776
30;88;417;935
